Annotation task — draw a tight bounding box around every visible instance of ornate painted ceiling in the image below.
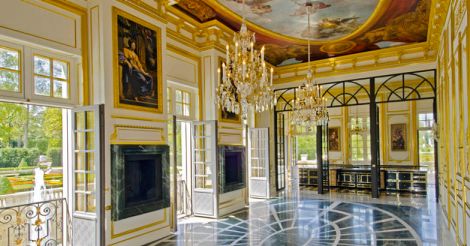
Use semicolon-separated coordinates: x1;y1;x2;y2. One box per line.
174;0;431;67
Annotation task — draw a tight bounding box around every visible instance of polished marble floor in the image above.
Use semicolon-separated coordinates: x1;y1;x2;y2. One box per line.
150;194;452;246
150;169;454;246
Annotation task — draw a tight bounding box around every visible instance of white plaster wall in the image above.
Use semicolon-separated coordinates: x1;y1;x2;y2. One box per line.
92;1;172;245
0;0;82;55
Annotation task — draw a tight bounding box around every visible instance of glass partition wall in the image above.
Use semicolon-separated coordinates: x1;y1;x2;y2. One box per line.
274;69;437;198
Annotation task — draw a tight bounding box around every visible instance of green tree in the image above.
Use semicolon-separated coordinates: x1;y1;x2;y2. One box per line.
0;48;20;91
43;107;62;148
0;102;26;147
296;134;316;160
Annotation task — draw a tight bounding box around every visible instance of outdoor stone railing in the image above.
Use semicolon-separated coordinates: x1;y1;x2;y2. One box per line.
0;188;63;208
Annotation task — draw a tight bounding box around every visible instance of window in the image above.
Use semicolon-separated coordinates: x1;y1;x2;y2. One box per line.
194;123;214;189
0;40;77;105
33;55;69;99
350;116;371;163
0;47;21;93
296;134;316;163
418;113;434;167
418;113;434;128
73;109;97;213
0;101;64;205
175;89;190;117
250;129;268;177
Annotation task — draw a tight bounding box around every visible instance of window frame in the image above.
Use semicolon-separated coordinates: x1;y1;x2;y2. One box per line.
418;112;434;129
0;39;78;106
30;48;77;106
417;112;434;167
0;40;23;99
174;88;191;118
349;115;371;164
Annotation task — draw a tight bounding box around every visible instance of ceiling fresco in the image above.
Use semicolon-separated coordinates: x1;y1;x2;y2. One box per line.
217;0;380;41
174;0;431;66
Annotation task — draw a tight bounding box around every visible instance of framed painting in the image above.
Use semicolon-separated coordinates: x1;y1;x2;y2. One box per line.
391;123;407;151
113;7;163;113
328;127;341;151
217;57;241;123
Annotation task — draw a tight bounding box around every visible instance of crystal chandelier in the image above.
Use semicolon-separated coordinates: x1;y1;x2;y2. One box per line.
216;0;275;120
350;106;366;134
292;2;328;129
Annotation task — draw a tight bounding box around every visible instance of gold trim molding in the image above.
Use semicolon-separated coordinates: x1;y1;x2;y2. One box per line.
111;124;166;145
273;42;435;84
110;208;168;239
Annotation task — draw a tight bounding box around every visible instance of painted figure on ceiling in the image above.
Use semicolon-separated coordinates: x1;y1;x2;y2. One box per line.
290;0;331;16
230;0;273;15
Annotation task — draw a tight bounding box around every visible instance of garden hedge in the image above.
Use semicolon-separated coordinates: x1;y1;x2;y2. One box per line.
0;148;40;168
0;176;13;195
47;148;62;167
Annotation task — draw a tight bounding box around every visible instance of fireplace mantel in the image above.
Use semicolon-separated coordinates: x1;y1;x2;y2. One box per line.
218;145;246;193
111;145;170;221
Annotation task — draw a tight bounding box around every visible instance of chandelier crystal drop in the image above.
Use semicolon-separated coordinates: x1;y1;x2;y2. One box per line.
216;0;275;120
292;2;329;129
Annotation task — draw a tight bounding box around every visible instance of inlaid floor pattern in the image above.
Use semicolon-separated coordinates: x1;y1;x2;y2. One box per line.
151;199;438;246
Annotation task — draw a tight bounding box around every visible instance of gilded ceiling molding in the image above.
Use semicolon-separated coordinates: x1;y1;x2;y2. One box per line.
116;0;167;24
164;5;234;52
273;43;435;84
175;0;216;22
427;0;451;49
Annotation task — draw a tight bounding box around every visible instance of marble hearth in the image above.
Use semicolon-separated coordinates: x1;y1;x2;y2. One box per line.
111;145;170;221
218;145;246;193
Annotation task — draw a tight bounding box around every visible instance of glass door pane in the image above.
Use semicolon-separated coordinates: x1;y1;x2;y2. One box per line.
71;105;102;246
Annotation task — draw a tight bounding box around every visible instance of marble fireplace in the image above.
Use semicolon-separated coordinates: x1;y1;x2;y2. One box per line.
218;145;246;193
111;145;170;220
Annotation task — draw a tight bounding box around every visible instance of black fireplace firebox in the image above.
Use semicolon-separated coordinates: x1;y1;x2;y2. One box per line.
111;145;170;221
218;145;246;193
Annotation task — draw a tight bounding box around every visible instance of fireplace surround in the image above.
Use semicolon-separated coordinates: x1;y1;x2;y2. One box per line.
218;145;246;193
111;145;170;220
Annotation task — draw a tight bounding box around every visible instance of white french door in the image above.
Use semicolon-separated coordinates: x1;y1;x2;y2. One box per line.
177;120;192;217
71;105;103;246
248;128;270;198
191;120;218;218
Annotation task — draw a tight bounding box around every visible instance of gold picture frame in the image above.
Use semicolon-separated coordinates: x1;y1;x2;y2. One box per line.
217;57;241;124
328;127;341;151
113;7;163;113
391;123;407;151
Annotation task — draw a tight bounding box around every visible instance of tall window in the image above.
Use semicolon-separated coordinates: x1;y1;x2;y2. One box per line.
33;55;69;99
350;116;371;163
295;127;317;164
0;47;21;93
0;102;64;205
175;89;190;117
418;113;434;167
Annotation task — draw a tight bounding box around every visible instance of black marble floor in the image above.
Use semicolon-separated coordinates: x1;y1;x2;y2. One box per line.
151;198;439;246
